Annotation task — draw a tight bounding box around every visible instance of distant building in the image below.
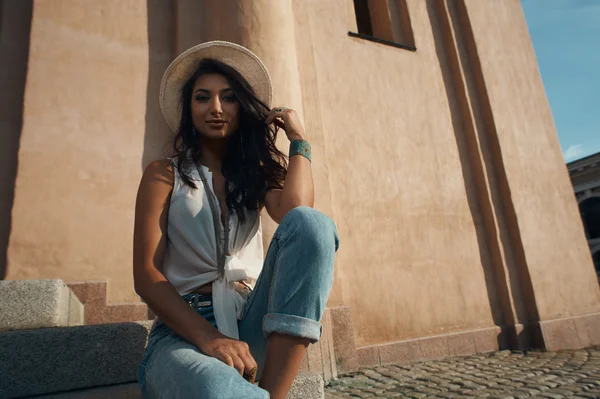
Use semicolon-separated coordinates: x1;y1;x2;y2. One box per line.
568;151;600;280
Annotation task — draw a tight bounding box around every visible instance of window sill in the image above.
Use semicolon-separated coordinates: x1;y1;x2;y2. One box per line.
347;31;416;52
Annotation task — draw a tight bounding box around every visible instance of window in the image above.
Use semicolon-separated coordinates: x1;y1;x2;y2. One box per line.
580;197;600;239
349;0;416;51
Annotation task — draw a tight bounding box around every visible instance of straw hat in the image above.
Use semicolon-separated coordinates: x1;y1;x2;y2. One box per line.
159;41;273;133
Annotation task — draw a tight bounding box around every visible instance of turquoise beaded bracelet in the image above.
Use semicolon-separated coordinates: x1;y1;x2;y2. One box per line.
290;139;312;162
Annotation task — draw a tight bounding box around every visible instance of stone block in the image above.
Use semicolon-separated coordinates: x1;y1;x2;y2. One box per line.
288;372;324;399
0;279;84;331
418;335;449;361
67;280;107;306
474;326;501;353
540;318;582;351
67;281;150;325
356;345;380;368
329;305;359;372
30;376;324;399
357;326;501;367
320;309;338;381
379;339;422;365
28;383;141;399
573;312;600;347
537;312;600;351
0;321;152;398
300;308;338;382
447;331;477;356
1;320;324;399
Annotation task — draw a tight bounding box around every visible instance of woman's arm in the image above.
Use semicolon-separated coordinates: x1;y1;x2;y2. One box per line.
133;159;256;376
264;107;315;223
133;160;217;344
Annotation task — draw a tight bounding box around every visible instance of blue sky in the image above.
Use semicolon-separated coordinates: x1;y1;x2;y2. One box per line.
521;0;600;162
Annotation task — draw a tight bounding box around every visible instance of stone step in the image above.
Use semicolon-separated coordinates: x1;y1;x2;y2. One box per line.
288;372;325;399
0;279;84;332
27;383;141;399
67;281;150;325
27;373;323;399
0;321;323;399
0;321;152;398
67;279;338;381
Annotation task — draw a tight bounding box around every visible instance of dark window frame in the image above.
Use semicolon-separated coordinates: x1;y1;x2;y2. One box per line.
349;0;417;52
347;31;416;52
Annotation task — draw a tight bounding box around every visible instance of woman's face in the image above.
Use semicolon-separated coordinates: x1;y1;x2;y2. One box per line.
191;73;240;139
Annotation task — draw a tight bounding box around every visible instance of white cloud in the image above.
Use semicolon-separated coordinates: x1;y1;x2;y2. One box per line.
563;144;584;161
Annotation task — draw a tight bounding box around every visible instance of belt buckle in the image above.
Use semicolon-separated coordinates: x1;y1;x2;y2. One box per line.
187;294;211;308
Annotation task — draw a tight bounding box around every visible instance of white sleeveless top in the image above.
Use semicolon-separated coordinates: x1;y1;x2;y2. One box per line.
162;158;264;339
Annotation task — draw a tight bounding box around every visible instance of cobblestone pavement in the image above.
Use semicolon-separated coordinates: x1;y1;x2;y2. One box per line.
325;347;600;398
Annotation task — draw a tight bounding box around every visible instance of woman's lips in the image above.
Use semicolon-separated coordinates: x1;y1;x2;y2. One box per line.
207;121;226;129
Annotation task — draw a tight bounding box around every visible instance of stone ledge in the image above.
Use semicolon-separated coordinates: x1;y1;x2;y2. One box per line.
328;305;358;373
288;372;324;399
0;321;152;398
27;383;141;399
1;320;326;399
537;311;600;351
28;374;323;399
299;308;338;382
68;280;337;382
351;314;600;369
0;279;84;332
67;281;150;325
355;325;502;368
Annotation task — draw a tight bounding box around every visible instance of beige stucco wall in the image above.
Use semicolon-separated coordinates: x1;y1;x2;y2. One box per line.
6;0;171;303
463;0;600;320
290;0;501;346
3;0;597;349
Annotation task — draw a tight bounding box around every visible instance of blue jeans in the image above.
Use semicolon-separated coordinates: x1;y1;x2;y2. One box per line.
138;207;339;399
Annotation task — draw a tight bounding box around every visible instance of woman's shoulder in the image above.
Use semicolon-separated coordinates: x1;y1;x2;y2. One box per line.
145;158;175;175
140;159;175;188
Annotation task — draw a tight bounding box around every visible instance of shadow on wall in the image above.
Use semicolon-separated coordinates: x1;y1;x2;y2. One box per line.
142;0;176;170
427;0;541;350
426;0;505;331
0;0;33;279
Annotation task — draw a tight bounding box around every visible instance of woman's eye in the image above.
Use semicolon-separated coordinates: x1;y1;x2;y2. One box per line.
223;95;237;102
195;95;209;102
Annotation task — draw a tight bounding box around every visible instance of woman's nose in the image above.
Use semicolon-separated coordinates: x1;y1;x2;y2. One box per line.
209;97;222;115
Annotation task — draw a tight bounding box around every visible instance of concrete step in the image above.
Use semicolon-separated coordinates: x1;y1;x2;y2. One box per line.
0;279;84;331
1;321;323;398
27;373;323;399
27;383;141;399
288;372;325;399
68;279;338;382
0;321;152;398
67;281;150;325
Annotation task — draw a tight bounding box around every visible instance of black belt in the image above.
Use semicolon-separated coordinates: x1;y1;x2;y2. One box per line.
183;293;212;308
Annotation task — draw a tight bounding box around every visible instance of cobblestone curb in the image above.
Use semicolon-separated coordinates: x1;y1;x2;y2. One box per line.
325;347;600;398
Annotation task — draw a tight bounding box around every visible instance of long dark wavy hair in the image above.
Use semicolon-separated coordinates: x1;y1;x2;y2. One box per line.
172;59;287;223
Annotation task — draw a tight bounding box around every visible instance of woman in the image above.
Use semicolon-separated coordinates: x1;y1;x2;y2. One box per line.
133;41;339;399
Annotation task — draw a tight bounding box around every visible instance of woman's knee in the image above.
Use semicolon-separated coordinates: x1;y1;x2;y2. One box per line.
281;206;339;252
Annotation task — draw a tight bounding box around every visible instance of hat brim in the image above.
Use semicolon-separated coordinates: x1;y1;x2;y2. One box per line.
159;41;273;133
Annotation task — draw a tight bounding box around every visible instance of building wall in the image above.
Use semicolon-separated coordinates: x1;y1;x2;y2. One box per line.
291;0;498;346
0;0;33;280
2;0;598;350
569;152;600;281
5;0;173;303
462;0;600;321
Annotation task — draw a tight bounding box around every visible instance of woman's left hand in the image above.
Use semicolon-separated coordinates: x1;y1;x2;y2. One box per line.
265;107;305;141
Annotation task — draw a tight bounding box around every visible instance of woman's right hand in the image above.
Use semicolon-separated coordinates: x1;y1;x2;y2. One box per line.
198;334;258;381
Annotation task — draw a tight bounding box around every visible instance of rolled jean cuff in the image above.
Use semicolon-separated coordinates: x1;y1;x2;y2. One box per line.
262;313;322;343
